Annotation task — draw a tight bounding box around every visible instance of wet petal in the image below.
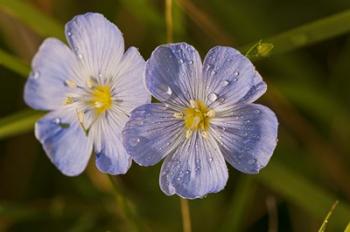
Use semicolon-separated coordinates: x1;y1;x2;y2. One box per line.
92;114;131;175
35;109;93;176
145;43;202;108
65;12;124;80
160;132;228;199
24;38;83;110
211;104;278;174
203;46;266;111
122;103;184;166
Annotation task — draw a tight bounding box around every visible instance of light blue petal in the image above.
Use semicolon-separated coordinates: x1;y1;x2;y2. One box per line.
145;43;202;107
122;103;183;166
211;104;278;174
35;109;93;176
93;115;132;175
203;46;267;111
24;38;82;110
111;47;151;113
159;132;228;199
65;12;124;79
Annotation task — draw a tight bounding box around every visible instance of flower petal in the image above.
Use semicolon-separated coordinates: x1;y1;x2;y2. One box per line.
145;43;202;108
111;47;151;112
35;109;93;176
92;115;132;175
65;12;124;79
203;46;266;111
159;133;228;199
24;38;83;110
211;104;278;174
122;103;184;166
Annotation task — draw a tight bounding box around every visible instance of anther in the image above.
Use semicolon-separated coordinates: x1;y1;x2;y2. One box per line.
77;110;84;124
190;100;197;108
64;96;75;105
86;78;94;89
185;129;193;139
65;80;77;88
173;112;184;119
202;131;209;139
206;109;216;118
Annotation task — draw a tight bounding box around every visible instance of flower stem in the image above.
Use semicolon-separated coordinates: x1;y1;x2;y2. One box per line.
180;198;192;232
165;0;173;43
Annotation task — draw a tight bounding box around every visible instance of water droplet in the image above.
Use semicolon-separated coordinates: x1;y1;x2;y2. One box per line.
166;142;170;146
218;97;225;104
188;60;193;64
164;103;169;108
166;86;172;95
234;71;239;77
33;71;40;80
222;80;230;86
177;177;181;181
208;93;218;102
248;159;256;165
54;118;61;124
209;157;213;162
129;137;140;146
67;31;72;37
254;109;261;114
179;59;184;64
233;77;238;82
77;53;83;59
185;170;191;174
98;73;103;78
211;70;217;75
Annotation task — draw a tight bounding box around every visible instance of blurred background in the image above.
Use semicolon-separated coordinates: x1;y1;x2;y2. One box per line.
1;0;350;231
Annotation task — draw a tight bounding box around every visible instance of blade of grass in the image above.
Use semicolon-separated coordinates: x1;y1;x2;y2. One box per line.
0;0;64;39
0;48;30;76
220;176;255;232
318;201;339;232
345;222;350;232
242;9;350;57
256;160;350;230
0;110;44;140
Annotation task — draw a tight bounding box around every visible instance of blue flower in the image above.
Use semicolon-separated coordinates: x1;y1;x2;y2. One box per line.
123;43;278;199
24;13;150;176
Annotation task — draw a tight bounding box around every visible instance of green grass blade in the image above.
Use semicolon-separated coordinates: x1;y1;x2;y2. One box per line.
0;0;64;39
0;49;30;76
220;176;255;232
0;110;44;140
241;10;350;56
256;160;350;230
318;201;339;232
345;222;350;232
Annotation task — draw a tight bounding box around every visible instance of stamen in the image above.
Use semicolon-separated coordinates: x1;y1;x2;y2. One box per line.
173;112;184;119
64;96;75;105
86;78;94;89
77;110;84;124
202;131;208;139
185;129;193;139
190;99;197;108
206;109;216;118
65;80;77;88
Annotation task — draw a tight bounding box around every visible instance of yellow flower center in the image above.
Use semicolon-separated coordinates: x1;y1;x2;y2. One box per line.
175;100;215;138
89;85;112;114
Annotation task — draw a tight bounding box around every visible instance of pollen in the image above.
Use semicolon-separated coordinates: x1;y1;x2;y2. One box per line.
89;85;112;114
183;100;214;132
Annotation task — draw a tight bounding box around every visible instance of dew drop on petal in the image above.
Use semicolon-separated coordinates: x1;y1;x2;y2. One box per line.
129;137;140;147
77;53;83;59
166;87;172;95
188;60;193;64
33;71;40;80
222;80;230;86
234;71;240;77
209;157;213;162
179;59;184;64
54;118;61;124
67;31;72;37
233;77;238;82
208;93;218;102
211;70;217;75
255;109;261;114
